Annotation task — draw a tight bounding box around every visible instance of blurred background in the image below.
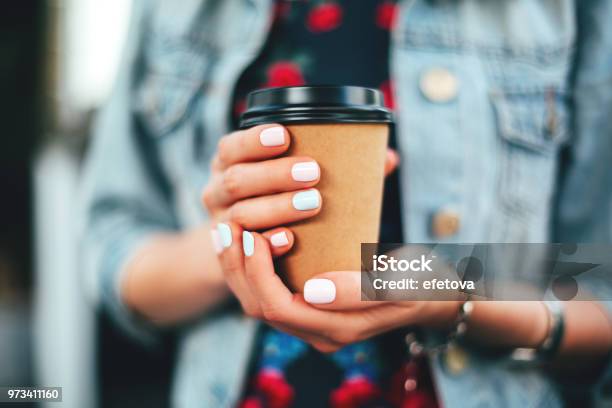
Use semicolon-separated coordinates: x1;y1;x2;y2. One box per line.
1;1;173;406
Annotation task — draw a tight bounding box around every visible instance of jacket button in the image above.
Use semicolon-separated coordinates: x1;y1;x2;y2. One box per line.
420;68;459;103
431;210;460;238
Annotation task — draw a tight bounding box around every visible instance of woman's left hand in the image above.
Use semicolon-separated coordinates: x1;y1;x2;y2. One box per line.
215;222;461;352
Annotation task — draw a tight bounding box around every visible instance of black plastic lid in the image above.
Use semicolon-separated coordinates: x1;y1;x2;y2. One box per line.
239;85;393;128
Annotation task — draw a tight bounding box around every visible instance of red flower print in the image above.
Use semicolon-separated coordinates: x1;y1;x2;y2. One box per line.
402;390;438;408
307;2;343;33
255;371;294;408
330;377;380;408
376;1;398;30
380;79;395;110
239;397;263;408
266;61;306;88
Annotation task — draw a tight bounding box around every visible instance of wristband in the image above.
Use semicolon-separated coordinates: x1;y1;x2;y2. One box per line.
511;301;565;363
538;301;565;360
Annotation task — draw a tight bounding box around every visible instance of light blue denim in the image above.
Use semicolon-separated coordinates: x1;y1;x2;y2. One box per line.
79;0;612;406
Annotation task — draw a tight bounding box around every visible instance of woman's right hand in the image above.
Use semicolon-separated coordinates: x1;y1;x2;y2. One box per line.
202;124;323;232
202;122;398;237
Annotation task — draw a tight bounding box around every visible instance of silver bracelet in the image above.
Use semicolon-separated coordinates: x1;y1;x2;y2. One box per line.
404;299;475;359
448;300;475;342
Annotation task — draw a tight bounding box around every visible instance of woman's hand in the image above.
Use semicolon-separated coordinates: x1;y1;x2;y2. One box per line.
214;222;459;352
203;124;398;315
202;124;324;230
202;124;324;313
214;225;612;378
202;124;399;230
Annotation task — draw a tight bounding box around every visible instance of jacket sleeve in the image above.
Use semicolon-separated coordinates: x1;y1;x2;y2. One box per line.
554;0;612;399
78;0;177;342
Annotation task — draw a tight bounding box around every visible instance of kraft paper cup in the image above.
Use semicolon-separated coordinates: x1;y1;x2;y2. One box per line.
240;86;392;291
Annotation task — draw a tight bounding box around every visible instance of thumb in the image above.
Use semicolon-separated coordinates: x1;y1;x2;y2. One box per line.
301;271;385;310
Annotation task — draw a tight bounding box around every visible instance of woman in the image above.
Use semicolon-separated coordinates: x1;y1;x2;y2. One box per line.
81;0;612;407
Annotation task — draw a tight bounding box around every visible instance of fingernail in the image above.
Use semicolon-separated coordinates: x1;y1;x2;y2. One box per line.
292;189;320;211
304;279;336;304
270;231;289;247
260;127;285;147
243;231;254;257
210;228;223;254
291;161;320;182
217;223;232;248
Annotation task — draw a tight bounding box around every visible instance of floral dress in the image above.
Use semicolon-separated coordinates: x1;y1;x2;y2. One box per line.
232;2;438;407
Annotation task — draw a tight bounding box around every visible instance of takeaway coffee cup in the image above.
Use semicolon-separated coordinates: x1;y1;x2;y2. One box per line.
240;86;392;292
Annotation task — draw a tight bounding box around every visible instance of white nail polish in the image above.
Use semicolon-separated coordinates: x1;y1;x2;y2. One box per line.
210;229;223;254
292;189;321;211
291;162;320;182
243;231;254;257
217;223;232;248
270;232;289;247
259;127;285;147
304;279;336;304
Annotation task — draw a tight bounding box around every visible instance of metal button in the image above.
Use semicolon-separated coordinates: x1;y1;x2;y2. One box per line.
420;68;459;103
431;210;460;238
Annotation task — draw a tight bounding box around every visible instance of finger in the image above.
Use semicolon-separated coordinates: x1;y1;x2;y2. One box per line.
215;222;244;278
205;157;320;207
225;188;322;230
235;229;338;351
261;227;295;257
241;231;294;311
214;222;261;315
241;232;347;333
302;271;387;310
241;236;421;346
214;124;290;169
384;148;400;176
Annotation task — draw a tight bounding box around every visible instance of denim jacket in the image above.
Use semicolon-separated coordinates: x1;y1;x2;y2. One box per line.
80;0;612;406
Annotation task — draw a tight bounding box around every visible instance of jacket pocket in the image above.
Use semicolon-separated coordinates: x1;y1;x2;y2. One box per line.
492;87;570;152
491;86;570;215
134;22;210;139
